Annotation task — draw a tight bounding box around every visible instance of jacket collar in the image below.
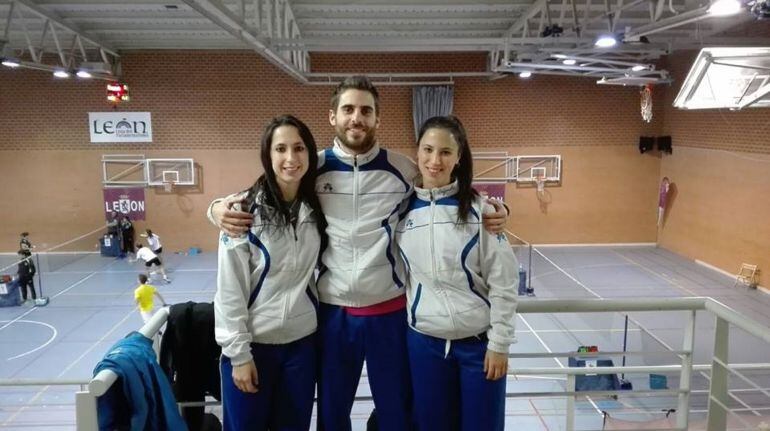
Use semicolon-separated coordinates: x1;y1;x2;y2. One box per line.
414;180;459;201
251;191;315;225
331;137;380;166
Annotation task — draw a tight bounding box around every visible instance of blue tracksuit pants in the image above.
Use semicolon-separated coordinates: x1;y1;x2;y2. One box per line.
407;328;506;431
220;334;316;431
317;303;412;431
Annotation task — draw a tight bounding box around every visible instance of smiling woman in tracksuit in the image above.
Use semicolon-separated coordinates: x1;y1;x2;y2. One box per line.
215;115;327;431
396;116;519;431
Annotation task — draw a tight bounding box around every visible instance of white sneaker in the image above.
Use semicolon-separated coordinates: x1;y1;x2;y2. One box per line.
163;277;171;284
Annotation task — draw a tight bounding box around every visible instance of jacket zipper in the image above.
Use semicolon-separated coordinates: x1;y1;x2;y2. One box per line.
285;206;304;324
351;156;359;297
430;191;458;336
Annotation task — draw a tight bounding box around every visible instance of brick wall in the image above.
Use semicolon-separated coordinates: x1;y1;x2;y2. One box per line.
657;51;770;285
2;50;666;253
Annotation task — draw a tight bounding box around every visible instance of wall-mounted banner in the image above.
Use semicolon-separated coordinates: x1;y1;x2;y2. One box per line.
103;188;146;220
89;112;152;143
472;182;506;202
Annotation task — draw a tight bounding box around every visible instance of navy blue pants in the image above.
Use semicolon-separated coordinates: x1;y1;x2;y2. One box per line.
220;334;316;431
317;303;412;431
18;277;36;301
407;329;506;431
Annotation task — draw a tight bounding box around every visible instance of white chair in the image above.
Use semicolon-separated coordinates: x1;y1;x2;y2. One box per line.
734;263;759;289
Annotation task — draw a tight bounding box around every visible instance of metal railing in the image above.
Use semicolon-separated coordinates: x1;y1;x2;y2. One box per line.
76;306;170;430
2;297;769;430
506;297;770;430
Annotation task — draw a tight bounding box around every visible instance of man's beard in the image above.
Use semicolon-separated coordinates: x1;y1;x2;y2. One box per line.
335;126;376;153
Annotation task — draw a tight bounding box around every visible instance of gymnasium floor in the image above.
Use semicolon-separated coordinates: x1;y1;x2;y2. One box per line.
1;245;769;430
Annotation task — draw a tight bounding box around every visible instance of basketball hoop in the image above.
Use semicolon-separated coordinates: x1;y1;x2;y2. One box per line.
534;175;546;193
641;84;653;123
162;181;174;193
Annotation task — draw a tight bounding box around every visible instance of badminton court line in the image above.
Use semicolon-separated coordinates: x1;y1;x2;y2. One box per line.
1;306;137;427
1;319;58;361
610;248;765;416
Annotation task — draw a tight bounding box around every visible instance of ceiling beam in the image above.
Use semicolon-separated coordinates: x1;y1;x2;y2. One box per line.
181;0;307;81
624;4;710;39
506;0;547;37
13;0;119;56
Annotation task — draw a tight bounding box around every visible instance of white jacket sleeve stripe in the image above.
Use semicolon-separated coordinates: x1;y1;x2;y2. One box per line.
382;222;405;289
460;232;491;307
410;283;423;327
246;231;271;308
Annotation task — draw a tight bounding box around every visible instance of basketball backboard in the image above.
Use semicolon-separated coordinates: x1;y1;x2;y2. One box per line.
516;155;561;183
145;159;195;186
101;154;147;187
673;47;770;110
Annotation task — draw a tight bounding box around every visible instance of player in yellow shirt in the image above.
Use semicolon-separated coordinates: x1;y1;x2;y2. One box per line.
134;274;167;323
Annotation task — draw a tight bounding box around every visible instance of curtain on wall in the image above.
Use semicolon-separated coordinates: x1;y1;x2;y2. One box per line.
412;86;454;140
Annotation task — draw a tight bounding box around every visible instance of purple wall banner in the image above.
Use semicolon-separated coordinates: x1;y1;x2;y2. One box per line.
472;182;506;202
103;188;146;220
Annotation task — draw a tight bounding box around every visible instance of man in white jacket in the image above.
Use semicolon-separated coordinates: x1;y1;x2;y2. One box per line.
210;76;508;431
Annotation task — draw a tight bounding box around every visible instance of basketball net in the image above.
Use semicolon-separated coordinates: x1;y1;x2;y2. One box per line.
534;175;546;193
163;181;174;193
640;84;653;123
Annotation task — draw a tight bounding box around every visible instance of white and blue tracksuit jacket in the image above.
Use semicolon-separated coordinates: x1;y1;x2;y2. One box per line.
215;195;321;366
315;139;418;307
395;181;519;354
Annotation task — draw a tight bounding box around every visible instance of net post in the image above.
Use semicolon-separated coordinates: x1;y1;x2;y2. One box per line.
36;253;43;297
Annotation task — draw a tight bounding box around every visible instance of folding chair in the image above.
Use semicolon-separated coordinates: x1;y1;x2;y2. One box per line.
734;263;759;289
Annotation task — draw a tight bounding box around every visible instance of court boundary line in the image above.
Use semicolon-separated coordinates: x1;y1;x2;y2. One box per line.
537;247;765;417
1;306;138;427
0;259;120;334
46;268;217;275
532;243;657;248
1;320;58;361
696;259;769;295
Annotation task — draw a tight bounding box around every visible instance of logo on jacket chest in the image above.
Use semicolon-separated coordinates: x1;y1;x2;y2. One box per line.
322;183;333;192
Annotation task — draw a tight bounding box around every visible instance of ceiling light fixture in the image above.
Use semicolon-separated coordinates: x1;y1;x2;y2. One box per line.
519;71;533;78
1;58;21;68
595;34;618;48
0;46;20;68
563;59;577;65
76;70;93;79
708;0;742;15
632;65;648;72
53;69;71;78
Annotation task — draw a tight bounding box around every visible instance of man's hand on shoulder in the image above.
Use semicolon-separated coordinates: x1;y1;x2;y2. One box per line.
213;193;252;237
482;199;509;234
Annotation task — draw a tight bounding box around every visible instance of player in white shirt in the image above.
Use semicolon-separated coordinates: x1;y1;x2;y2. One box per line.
135;244;170;283
142;229;163;255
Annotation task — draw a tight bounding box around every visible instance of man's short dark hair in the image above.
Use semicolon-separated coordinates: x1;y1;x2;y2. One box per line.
330;75;380;115
138;273;148;284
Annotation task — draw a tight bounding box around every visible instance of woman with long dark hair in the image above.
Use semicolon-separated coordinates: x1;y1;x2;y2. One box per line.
143;229;162;255
215;115;326;431
396;115;519;431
